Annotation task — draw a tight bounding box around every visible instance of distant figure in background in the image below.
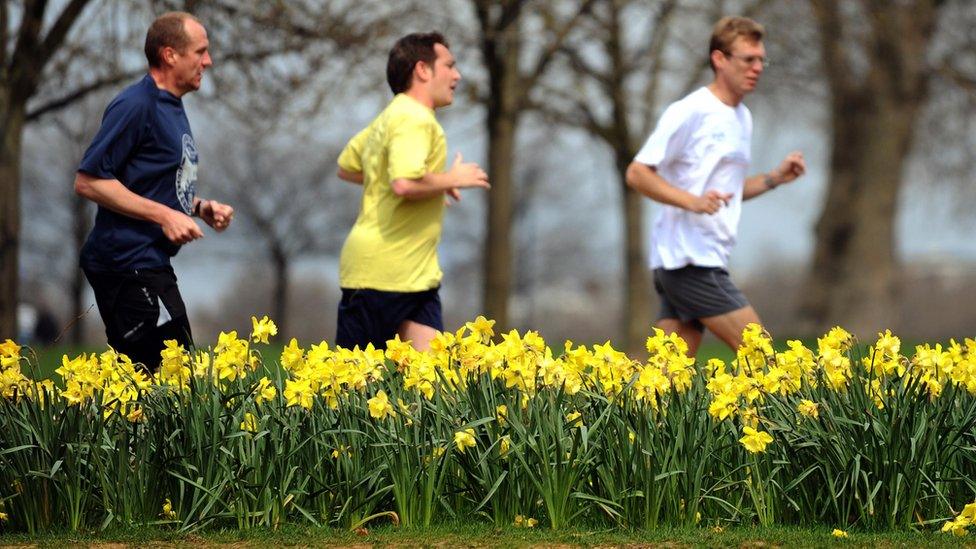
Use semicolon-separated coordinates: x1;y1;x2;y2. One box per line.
32;307;59;346
335;32;489;351
74;12;233;370
626;16;806;355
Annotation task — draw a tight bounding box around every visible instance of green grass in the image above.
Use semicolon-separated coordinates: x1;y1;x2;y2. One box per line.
0;523;968;547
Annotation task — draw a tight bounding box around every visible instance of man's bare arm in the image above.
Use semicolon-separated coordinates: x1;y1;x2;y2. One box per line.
338;168;364;185
74;172;203;244
625;162;730;214
391;152;490;201
743;151;806;200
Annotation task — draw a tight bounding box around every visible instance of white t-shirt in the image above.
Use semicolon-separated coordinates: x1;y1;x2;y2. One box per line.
634;86;752;269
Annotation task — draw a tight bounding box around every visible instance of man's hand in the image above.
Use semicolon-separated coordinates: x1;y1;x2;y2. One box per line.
769;151;806;186
446;187;462;205
162;209;204;244
690;189;733;214
448;152;490;189
200;199;234;232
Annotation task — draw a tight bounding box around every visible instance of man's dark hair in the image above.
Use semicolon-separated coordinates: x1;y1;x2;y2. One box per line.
145;12;199;68
386;32;449;94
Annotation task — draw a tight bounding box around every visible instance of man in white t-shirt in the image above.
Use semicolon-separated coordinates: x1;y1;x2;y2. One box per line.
625;16;806;355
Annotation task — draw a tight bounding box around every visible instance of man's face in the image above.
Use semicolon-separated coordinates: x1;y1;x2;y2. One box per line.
170;19;212;95
428;43;460;108
716;37;766;97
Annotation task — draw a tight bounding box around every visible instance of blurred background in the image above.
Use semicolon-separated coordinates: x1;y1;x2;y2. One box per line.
3;0;976;358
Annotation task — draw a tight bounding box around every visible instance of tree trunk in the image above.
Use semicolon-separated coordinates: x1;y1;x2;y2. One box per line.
616;154;650;356
482;107;518;330
800;1;936;337
800;94;920;336
0;108;25;340
480;22;522;331
271;247;289;342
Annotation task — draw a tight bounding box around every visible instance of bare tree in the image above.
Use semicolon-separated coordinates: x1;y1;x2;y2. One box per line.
535;0;773;353
20;93;108;345
797;0;976;335
3;0;384;338
204;119;358;341
1;1;145;338
187;0;390;341
537;0;694;353
464;0;598;332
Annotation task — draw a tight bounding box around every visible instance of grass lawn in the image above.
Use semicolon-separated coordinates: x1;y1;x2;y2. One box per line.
0;523;968;547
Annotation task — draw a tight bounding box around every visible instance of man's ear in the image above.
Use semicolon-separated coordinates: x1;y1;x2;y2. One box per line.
162;46;177;67
414;60;432;83
710;50;725;70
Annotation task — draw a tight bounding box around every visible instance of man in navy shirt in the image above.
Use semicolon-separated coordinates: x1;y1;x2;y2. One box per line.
75;12;233;371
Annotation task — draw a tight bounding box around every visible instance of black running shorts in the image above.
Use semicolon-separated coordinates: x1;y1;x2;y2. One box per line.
653;266;750;332
335;287;443;350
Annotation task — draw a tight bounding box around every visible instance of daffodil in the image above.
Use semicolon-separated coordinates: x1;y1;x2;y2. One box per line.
254;377;277;404
367;390;393;420
797;399;819;419
126;406;144;423
739;426;773;453
161;498;177;520
466;315;495;342
283;378;314;409
454;428;476;453
240;412;259;433
496;404;508;425
250;315;278;344
280;338;305;371
499;435;511;456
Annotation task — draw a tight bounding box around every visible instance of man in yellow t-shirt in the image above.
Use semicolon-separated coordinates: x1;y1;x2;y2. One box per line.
335;32;489;351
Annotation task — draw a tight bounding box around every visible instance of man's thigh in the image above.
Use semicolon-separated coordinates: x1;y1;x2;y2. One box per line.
84;267;191;370
654;317;704;356
700;305;762;351
397;320;438;352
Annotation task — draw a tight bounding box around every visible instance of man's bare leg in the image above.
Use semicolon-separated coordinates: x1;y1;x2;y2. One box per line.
655;317;704;356
700;305;762;351
397;319;438;352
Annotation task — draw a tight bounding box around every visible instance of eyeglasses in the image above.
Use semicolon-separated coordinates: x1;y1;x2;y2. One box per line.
723;52;769;68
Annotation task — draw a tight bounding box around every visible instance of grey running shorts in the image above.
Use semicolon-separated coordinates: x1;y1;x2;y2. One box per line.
653;265;750;331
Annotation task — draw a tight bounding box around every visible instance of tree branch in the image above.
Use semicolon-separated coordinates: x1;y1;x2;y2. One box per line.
26;68;144;122
528;87;614;144
1;1;9;72
520;0;598;106
938;63;976;92
9;0;45;94
39;0;92;70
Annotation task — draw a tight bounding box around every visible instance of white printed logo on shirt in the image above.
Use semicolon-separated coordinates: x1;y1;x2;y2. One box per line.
175;133;198;214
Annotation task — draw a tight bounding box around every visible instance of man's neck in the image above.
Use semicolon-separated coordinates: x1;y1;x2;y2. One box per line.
149;68;185;98
707;80;743;107
404;87;434;110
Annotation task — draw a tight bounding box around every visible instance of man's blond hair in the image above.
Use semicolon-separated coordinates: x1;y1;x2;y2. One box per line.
708;16;764;72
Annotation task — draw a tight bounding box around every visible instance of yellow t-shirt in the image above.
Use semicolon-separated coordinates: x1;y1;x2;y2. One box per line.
337;94;447;292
